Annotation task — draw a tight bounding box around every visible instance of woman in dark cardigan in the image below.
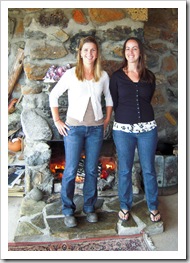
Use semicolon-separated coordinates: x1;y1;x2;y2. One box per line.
109;37;161;223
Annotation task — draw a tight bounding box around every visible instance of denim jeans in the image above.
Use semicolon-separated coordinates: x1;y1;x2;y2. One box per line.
62;125;104;216
113;127;159;211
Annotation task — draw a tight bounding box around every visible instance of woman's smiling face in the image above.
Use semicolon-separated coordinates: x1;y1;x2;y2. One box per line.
124;39;140;64
80;42;98;66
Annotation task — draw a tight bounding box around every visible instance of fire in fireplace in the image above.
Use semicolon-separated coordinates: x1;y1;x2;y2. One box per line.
47;141;117;192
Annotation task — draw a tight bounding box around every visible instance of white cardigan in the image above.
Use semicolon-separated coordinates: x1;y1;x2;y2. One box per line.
49;67;113;122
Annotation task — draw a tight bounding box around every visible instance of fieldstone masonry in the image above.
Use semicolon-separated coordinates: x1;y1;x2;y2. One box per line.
8;8;178;196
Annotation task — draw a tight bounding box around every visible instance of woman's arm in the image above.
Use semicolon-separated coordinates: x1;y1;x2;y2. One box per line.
49;70;73;136
109;73;118;112
50;107;70;136
104;106;113;131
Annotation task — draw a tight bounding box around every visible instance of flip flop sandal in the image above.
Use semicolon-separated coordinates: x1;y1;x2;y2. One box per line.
150;211;161;223
118;209;130;221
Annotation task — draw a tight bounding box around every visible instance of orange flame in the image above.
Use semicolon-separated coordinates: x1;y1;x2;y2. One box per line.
75;175;85;183
50;155;116;183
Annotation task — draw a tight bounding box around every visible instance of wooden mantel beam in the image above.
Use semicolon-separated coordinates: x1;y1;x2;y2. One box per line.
8;48;24;99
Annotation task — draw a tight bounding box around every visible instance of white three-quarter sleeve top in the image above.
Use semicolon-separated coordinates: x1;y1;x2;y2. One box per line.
49;67;113;122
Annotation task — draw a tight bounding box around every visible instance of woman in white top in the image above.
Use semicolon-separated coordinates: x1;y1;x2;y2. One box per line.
49;36;113;227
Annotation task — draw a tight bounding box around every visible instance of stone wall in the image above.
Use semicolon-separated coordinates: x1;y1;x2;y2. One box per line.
9;8;178;143
8;8;178;194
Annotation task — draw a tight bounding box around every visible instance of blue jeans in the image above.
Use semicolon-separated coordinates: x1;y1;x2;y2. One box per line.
62;125;104;216
113;127;159;211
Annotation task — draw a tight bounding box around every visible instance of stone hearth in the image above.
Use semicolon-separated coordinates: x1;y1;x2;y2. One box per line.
14;190;164;243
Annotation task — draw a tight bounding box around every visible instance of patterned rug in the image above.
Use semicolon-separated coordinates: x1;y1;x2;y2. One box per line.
8;233;155;251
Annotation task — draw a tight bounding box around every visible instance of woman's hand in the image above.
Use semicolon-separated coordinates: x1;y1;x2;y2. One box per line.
103;118;110;134
104;106;112;134
54;120;70;136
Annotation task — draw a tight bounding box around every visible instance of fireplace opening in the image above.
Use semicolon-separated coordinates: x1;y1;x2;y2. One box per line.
47;140;117;193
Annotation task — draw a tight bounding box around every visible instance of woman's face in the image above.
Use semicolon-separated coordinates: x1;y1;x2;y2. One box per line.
124;39;140;64
80;42;98;66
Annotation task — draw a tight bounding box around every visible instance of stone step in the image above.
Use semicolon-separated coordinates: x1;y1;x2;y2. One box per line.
14;194;164;242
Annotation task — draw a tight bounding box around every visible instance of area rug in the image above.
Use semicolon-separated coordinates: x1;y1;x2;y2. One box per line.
8;233;155;251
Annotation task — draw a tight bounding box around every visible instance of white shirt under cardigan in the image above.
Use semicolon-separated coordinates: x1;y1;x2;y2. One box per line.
49;67;113;122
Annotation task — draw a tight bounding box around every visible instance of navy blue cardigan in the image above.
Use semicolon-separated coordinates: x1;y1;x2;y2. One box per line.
109;68;156;124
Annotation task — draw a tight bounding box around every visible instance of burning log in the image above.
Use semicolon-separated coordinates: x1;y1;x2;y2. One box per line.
97;175;115;191
50;154;117;193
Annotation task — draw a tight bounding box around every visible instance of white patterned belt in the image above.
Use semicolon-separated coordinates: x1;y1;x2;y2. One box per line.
113;120;157;133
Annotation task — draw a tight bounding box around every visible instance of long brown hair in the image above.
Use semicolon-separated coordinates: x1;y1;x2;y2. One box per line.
122;37;155;83
75;36;102;82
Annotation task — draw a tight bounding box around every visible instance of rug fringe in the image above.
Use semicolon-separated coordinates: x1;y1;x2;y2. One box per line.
142;232;156;251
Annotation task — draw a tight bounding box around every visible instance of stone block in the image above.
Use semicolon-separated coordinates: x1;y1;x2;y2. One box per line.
47;212;118;239
38;9;68;28
151;88;166;106
24;63;51;81
164;112;177;126
72;9;88;25
132;200;164;236
30;42;68;60
15;221;43;240
31;213;46;229
89;8;125;23
46;200;62;216
155;155;178;195
126;8;148;21
21;109;52;141
20;198;46;217
162;55;177;72
14;20;24;36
